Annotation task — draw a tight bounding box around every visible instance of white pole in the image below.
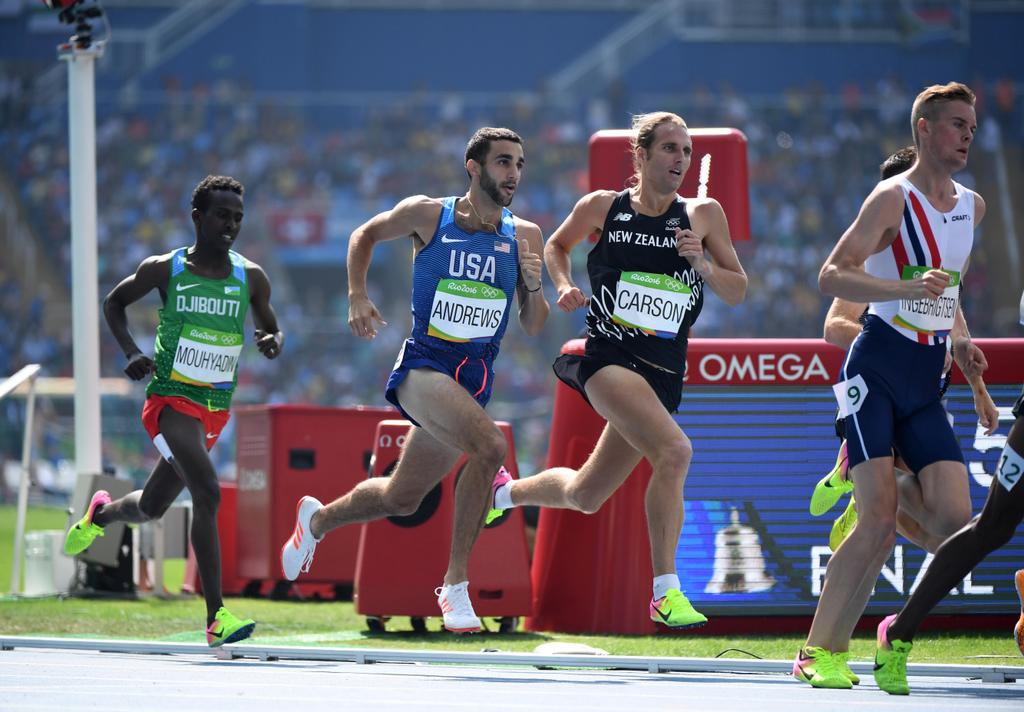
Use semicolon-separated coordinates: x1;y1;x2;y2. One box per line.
62;46;104;479
10;375;38;595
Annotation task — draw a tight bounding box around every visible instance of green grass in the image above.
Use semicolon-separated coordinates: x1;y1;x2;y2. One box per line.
1;506;1023;664
1;595;1021;663
0;504;184;594
1;504;69;593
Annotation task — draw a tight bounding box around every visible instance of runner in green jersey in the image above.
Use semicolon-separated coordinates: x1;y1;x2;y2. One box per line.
64;175;283;646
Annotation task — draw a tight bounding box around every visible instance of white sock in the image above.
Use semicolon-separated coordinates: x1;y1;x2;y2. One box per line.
493;482;514;510
653;574;680;600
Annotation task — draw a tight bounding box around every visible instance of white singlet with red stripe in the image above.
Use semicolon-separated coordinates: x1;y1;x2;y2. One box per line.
865;176;975;345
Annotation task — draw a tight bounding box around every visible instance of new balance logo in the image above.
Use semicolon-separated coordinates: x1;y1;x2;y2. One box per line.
612;212;633;222
176;283;201;292
440;235;467;243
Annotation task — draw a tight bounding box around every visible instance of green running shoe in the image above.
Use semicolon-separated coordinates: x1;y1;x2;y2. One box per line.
792;645;853;689
835;651;860;684
63;490;111;555
206;606;256;647
829;495;857;552
810;440;853;516
649;588;707;629
874;614;912;695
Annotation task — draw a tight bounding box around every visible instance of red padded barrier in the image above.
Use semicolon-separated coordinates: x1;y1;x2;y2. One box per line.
184;481;243;596
354;419;532;620
233;405;397;590
525;343;659;635
589;128;750;241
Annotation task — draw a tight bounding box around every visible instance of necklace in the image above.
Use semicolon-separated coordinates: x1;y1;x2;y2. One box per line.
465;195;497;233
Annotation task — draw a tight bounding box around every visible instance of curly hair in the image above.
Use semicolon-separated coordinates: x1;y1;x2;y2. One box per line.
191;175;244;212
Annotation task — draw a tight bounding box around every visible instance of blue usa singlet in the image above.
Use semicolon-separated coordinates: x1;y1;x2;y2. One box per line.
409;196;520;360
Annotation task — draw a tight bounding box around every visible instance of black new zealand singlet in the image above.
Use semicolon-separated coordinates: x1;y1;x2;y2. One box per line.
584;190;705;372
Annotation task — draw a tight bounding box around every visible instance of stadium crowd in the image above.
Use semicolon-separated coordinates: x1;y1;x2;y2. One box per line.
0;74;1020;482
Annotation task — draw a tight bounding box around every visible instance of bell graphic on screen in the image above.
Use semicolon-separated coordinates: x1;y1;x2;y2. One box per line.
705;507;776;594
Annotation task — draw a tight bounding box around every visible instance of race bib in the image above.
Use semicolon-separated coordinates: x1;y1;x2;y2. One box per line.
893;266;960;335
427;279;507;343
171;323;243;389
997;446;1024;492
833;374;868;418
611;271;693;338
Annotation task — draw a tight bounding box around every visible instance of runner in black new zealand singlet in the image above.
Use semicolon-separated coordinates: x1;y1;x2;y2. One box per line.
554;190;705;412
585;190;705;372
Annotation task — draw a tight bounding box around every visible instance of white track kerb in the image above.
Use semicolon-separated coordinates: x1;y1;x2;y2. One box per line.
0;636;1020;683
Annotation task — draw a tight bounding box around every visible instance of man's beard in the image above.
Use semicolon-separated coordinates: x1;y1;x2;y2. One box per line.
481;169;512;207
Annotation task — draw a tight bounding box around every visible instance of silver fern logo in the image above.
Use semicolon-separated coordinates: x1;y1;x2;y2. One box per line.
590;268;703;341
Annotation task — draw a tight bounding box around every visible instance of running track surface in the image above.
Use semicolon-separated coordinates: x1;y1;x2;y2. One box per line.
1;641;1021;711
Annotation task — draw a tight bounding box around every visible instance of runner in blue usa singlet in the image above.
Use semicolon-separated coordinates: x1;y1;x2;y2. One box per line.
386;196;520;423
281;128;549;635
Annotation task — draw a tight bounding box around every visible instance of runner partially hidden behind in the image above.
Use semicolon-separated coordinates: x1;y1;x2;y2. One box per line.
65;175;284;647
486;111;748;630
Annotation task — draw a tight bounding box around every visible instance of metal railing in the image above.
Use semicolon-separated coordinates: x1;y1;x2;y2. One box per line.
0;364;43;595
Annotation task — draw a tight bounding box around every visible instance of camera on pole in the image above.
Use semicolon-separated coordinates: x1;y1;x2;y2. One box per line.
40;0;105;50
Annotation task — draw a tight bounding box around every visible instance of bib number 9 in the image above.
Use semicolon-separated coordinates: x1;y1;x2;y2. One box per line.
832;374;869;418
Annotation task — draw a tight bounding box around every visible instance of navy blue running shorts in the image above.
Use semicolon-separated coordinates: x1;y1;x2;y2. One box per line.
836;316;963;473
385;338;494;426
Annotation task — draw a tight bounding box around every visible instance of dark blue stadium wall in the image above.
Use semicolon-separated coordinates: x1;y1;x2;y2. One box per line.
2;5;1022;95
629;42;962;95
967;11;1024;79
132;7;632;93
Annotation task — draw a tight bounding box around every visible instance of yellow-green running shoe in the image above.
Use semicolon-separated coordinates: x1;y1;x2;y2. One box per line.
649;588;707;629
874;613;912;695
835;651;860;684
791;645;853;689
206;606;256;647
810;440;853;516
829;495;857;552
63;490;111;555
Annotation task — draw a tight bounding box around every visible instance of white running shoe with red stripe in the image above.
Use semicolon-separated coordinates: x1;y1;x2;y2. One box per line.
281;496;323;581
436;581;482;633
